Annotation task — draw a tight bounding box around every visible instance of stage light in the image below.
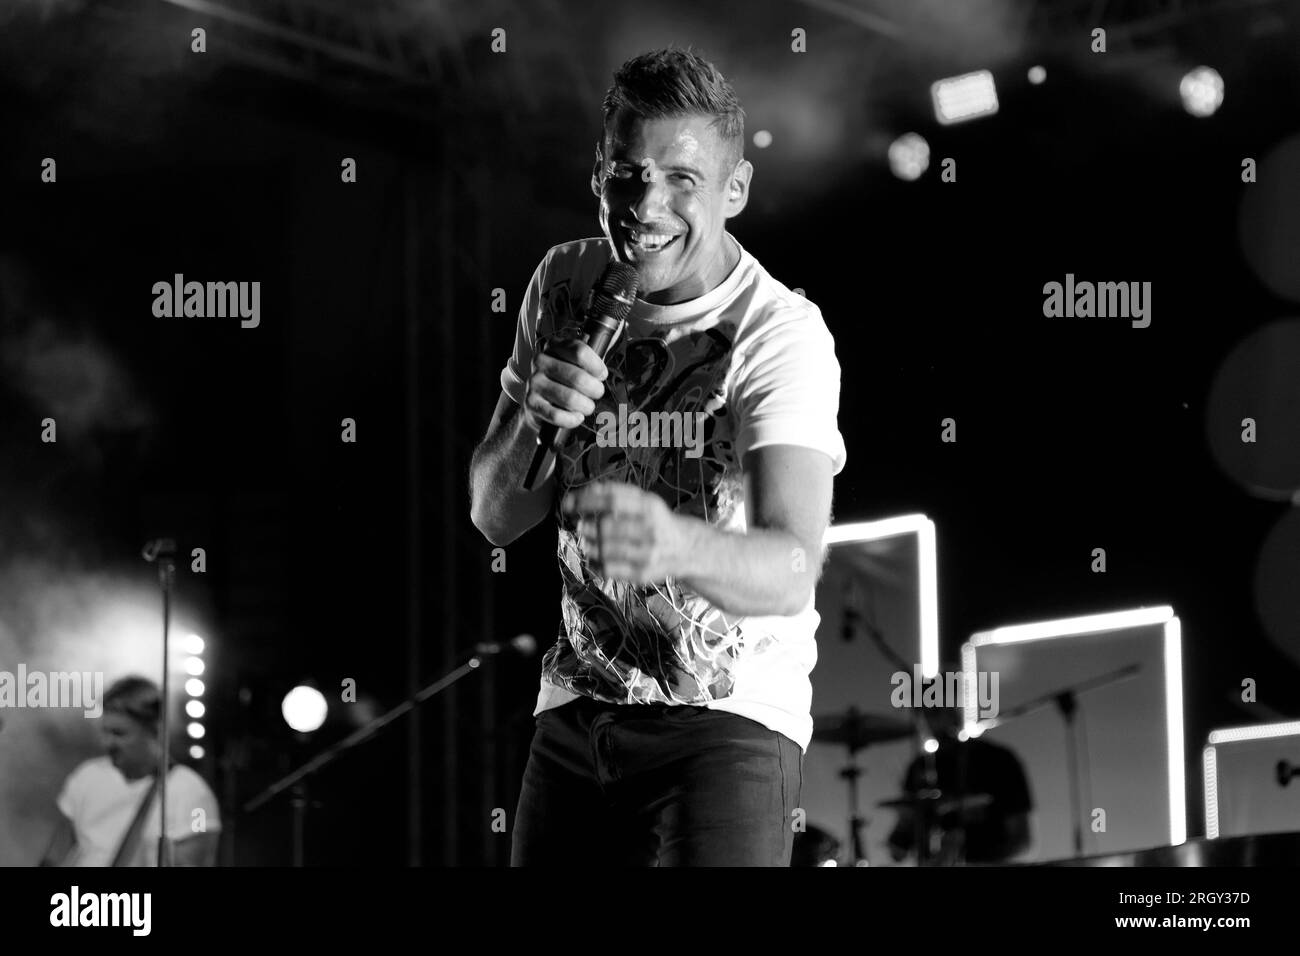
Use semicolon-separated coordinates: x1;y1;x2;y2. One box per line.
826;515;940;676
1164;617;1186;844
1028;65;1046;85
1180;66;1223;117
972;606;1174;646
964;606;1187;847
1207;719;1300;746
1202;745;1219;838
1203;721;1300;838
189;745;205;760
887;133;929;181
187;722;205;739
184;656;205;676
923;737;939;754
185;700;205;719
931;70;999;125
282;685;328;733
818;859;838;867
753;130;772;149
185;678;205;697
182;633;205;655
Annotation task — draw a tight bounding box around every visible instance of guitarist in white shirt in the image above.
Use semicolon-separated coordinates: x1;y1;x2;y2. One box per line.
40;677;221;867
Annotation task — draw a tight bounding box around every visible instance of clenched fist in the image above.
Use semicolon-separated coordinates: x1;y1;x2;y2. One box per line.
561;482;691;586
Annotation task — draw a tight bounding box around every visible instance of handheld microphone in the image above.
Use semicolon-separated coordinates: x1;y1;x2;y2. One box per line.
522;261;639;491
141;538;177;562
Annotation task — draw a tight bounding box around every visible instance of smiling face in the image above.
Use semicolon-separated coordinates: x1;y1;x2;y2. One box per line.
594;111;752;305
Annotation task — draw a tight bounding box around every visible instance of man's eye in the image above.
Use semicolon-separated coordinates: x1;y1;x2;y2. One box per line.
670;174;695;185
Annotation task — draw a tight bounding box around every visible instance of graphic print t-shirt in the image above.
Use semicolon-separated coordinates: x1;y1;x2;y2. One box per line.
501;235;846;751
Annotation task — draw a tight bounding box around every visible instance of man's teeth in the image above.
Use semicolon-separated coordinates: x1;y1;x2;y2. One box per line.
629;232;676;251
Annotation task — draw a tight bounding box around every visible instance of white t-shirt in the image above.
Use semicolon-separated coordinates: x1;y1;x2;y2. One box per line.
56;756;222;866
502;235;846;752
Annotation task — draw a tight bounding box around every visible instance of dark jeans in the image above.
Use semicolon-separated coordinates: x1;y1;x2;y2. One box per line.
511;695;802;867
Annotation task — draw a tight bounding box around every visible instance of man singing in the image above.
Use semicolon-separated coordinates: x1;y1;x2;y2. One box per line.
469;47;846;866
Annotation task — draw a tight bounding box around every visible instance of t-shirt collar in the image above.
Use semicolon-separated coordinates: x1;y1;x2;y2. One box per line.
624;233;751;329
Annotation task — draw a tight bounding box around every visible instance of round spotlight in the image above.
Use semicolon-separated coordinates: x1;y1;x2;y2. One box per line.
753;129;773;149
923;737;939;754
186;722;205;740
282;685;328;734
185;678;205;697
888;133;930;181
184;656;205;676
1027;65;1046;85
182;633;205;655
185;699;206;719
189;745;205;760
1180;66;1224;117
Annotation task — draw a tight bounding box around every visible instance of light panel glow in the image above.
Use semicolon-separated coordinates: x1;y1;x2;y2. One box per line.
962;606;1186;846
825;515;939;676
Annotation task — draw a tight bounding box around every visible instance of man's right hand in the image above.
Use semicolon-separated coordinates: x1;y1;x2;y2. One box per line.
470;335;608;546
522;336;609;434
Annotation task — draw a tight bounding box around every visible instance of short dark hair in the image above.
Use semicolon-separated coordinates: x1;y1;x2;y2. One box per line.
104;676;161;730
600;47;745;175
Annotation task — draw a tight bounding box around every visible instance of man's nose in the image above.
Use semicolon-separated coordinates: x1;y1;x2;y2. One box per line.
630;171;671;222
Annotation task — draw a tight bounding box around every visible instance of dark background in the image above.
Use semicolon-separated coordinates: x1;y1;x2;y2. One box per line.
2;0;1299;865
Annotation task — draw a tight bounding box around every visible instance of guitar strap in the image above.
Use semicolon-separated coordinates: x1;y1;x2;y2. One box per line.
109;771;164;868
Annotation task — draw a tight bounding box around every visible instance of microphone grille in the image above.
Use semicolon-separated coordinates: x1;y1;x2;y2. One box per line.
591;262;640;321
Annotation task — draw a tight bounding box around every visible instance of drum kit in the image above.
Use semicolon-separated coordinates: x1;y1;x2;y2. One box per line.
800;705;1300;867
799;705;996;867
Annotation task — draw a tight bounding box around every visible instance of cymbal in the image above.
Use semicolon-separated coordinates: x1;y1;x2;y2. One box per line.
878;791;994;816
1044;831;1300;867
811;708;912;750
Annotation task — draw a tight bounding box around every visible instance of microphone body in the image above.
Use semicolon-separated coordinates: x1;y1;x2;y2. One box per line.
141;538;177;562
522;262;638;491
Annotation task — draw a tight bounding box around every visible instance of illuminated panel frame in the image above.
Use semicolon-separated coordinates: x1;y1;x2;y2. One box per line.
1202;720;1300;839
824;514;939;679
960;606;1186;846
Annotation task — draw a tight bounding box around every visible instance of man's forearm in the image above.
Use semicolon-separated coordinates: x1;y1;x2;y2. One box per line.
469;408;554;546
673;515;817;617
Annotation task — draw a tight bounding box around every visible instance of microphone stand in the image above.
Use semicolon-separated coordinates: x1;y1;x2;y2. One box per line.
977;663;1142;859
242;638;524;866
142;538;177;868
856;614;942;866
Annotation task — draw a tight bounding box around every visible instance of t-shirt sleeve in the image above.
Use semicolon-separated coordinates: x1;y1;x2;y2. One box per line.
500;249;554;407
56;763;85;822
168;769;222;840
732;307;847;475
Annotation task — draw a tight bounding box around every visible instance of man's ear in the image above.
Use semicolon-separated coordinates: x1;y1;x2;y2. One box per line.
590;144;604;199
724;158;753;219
